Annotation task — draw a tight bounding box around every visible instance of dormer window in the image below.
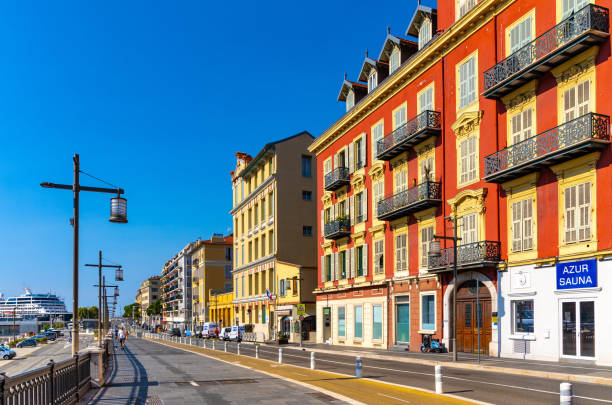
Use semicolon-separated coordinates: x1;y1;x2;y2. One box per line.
368;71;378;93
346;90;355;111
458;0;476;19
389;48;400;74
418;18;432;49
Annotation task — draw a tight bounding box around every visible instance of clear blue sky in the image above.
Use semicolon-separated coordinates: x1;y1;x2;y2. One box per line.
0;0;433;312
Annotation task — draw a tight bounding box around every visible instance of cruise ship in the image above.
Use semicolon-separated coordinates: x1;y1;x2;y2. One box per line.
0;289;70;321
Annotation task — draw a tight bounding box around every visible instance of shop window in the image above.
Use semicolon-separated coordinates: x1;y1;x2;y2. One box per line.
338;307;346;337
373;305;383;340
512;300;534;333
354;306;363;339
421;294;436;331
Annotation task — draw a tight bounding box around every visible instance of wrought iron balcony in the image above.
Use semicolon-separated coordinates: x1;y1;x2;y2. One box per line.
483;4;609;99
324;167;350;191
376;111;441;160
484;113;610;183
428;241;501;272
324;218;351;240
377;181;441;221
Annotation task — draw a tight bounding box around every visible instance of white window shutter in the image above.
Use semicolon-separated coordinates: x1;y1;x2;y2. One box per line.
363;243;369;277
344;200;349;217
333;154;338;170
363;189;368;222
321;255;325;282
361;134;367;168
345;251;350;279
320;209;324;234
332;252;337;281
349;143;355;173
350;195;355;225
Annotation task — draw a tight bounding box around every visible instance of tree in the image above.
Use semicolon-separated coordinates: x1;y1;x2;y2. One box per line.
146;298;162;317
89;306;99;320
78;307;90;319
123;303;141;319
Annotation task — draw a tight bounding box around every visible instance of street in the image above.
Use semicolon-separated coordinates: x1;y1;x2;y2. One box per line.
87;337;352;405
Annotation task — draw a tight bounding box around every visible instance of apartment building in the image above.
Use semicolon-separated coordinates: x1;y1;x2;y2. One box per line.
230;131;317;341
209;287;234;328
189;234;233;329
136;276;161;324
309;0;612;364
161;242;195;331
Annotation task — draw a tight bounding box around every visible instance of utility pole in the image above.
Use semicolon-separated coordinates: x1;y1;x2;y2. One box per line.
12;307;16;345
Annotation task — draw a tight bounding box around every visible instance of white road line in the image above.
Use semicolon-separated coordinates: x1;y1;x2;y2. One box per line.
189;381;198;386
378;393;411;403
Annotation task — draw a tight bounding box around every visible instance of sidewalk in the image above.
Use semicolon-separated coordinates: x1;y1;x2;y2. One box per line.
251;340;612;386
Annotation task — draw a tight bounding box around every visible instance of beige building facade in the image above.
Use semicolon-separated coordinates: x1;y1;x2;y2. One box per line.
136;276;161;324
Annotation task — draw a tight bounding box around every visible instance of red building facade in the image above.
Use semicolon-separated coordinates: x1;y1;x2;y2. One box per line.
310;0;612;362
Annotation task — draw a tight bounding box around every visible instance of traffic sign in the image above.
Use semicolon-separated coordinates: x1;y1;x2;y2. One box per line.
297;304;306;316
299;315;305;321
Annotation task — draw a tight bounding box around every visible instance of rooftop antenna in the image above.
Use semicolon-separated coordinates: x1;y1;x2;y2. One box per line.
344;72;347;80
387;26;391;34
365;49;369;58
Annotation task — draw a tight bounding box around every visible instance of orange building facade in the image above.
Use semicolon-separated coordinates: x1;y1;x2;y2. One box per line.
309;0;612;363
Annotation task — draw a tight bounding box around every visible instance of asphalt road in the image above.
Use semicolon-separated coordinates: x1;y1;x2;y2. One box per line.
0;335;93;377
163;337;612;405
88;337;349;405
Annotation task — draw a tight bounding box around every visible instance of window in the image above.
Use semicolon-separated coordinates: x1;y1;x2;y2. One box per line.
302;190;312;201
324;159;332;175
563;80;590;123
563;0;589;18
372;121;384;160
346;91;355;111
338;307;346;337
421;294;435;331
394;106;407;130
261;234;266;256
340;251;346;279
512;300;534;333
418;18;432;49
419;86;434;113
374;239;384;274
459;136;477;184
356;246;364;277
268;193;274;217
356;192;364;223
373;305;383;340
511;108;533;144
458;0;476;19
279;278;286;297
368;70;377;92
373;181;384;217
254;203;258;224
395;170;407;193
512;198;534;252
390;48;400;73
458;56;477;109
461;213;478;244
302;156;312;177
395;234;407;271
303;226;313;237
564;182;591;243
354;306;363;339
241;245;245;265
269;230;274;253
225;265;232;279
235;278;238;294
241;276;245;297
420;156;435;183
509;16;532;54
421;225;434;267
325;255;332;282
355;137;364;169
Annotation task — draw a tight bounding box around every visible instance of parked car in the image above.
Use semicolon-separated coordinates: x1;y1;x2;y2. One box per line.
229;326;244;342
0;345;16;360
48;329;64;337
43;332;57;341
201;322;218;339
169;328;182;337
16;338;37;348
219;327;232;341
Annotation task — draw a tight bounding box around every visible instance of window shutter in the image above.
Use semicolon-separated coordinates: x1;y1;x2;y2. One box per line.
578;182;591;241
333;154;338;169
523;199;533;250
363;243;369;277
321;256;325;282
565;186;577;243
349;142;355;173
320;209;324;234
333;252;338;281
350;195;355;225
363;189;368;222
512;201;522;252
361;134;367;168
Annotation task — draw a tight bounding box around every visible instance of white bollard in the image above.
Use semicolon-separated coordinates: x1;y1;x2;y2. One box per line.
278;348;283;364
224;342;227;352
310;352;315;370
255;345;259;359
190;338;192;346
213;341;216;350
435;365;443;394
560;382;573;405
237;343;241;355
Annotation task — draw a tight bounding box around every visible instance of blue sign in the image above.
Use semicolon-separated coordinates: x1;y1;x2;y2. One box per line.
556;259;597;290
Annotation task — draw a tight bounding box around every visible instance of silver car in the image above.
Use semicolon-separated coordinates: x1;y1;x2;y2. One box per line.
0;345;16;360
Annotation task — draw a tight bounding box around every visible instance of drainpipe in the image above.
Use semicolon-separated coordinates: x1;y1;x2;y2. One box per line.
441;53;448;345
494;13;502;359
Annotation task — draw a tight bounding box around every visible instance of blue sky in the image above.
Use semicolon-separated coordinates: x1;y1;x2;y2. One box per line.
0;0;432;312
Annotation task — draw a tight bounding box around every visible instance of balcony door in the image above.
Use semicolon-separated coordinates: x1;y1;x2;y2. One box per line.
456;280;492;354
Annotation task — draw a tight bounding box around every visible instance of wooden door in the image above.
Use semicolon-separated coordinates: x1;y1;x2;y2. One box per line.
455;281;492;354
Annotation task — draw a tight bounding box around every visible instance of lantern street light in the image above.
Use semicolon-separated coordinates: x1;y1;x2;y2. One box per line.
85;250;124;348
429;216;461;362
41;154;127;356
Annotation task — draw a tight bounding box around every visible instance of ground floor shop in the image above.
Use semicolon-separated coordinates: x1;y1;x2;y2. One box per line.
315;286;388;348
275;303;316;343
499;258;611;365
234;298;272;341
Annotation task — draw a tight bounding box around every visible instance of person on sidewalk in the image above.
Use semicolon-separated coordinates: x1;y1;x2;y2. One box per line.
118;327;126;350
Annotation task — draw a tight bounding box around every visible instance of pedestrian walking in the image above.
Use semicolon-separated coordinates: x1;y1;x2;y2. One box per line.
118;327;126;350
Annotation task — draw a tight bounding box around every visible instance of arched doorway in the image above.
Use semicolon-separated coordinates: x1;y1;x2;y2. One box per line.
455;280;492;354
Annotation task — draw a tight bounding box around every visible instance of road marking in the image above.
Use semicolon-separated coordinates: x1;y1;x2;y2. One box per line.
378;393;411;403
189;381;198;386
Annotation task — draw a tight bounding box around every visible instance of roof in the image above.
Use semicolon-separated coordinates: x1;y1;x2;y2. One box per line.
406;5;437;37
358;58;388;82
337;80;367;102
237;131;313;178
378;34;417;62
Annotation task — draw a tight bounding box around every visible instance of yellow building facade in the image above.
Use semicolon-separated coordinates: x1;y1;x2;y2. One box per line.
208;289;234;328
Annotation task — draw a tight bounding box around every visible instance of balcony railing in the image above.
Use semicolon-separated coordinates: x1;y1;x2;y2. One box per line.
324;167;350;191
377;181;442;221
484;113;610;183
323;218;351;240
376;110;441;160
428;241;502;271
483;4;609;99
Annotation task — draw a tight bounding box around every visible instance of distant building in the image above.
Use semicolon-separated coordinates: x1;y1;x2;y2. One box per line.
161;242;196;331
189;234;233;329
135;276;161;325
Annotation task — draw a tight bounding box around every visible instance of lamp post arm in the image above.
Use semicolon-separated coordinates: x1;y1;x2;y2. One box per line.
41;182;124;195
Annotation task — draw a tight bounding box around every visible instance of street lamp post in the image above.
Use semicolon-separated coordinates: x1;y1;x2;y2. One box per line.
12;307;16;345
429;216;461;362
41;154;127;356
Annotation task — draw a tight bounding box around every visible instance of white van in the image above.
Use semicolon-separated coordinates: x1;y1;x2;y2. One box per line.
202;322;218;339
